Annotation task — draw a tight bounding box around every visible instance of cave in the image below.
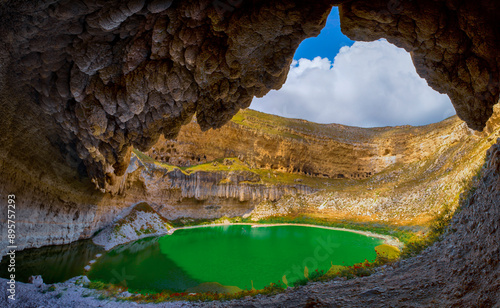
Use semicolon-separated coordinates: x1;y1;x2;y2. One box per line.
0;0;499;306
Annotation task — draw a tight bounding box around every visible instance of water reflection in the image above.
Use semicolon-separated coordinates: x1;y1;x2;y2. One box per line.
0;239;103;283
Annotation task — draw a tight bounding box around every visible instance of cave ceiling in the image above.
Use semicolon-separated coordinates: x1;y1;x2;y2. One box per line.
0;0;498;191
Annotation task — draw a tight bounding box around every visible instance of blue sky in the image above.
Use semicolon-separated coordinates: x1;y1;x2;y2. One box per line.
293;8;354;61
250;8;455;128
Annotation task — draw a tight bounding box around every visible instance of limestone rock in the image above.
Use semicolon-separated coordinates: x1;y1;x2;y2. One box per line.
92;202;174;250
0;0;333;191
146;109;473;180
0;2;499;304
1;0;496;192
117;291;133;298
338;0;500;131
28;275;44;288
66;275;91;286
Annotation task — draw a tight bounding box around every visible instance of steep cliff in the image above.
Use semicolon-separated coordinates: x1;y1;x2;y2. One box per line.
124;152;315;219
140;107;500;226
222;139;500;308
0;1;498;250
0;0;498;191
0;1;499;305
147;109;473;179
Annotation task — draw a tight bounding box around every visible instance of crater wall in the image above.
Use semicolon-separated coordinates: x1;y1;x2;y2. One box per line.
0;1;499;304
0;0;498;191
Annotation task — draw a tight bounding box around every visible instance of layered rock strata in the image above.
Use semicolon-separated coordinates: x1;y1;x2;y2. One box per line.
221;138;500;308
146;109;474;180
124;154;315;219
0;0;498;190
0;138;498;307
0;105;497;258
0;1;499;304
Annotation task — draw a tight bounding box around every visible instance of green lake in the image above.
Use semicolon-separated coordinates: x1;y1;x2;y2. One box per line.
87;225;384;292
0;225;385;292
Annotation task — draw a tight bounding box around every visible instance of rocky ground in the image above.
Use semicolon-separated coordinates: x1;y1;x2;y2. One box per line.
0;1;499;307
0;276;190;307
218;140;500;307
2;140;499;307
92;202;174;251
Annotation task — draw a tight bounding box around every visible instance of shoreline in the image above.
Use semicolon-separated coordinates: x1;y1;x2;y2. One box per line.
25;221;403;295
171;222;403;249
91;221;403;257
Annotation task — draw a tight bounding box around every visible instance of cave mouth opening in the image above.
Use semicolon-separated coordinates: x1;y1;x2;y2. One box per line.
250;7;456;129
0;1;498;305
235;6;494;269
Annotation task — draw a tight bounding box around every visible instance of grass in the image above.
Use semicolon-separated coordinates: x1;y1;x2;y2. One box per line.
133;148;355;190
400;162;484;258
375;244;400;259
185;282;242;294
136;159;485;301
133;111;495;198
230;109;403;143
86;214;409;303
276;246;399;288
88;279;287;303
86;188;485;304
88;281;107;290
107;112;497;303
250;215;416;244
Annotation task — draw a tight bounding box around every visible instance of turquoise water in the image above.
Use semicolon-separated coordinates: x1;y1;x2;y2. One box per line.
88;225;384;291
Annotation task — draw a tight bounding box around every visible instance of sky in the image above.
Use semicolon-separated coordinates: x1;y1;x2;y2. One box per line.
250;8;456;128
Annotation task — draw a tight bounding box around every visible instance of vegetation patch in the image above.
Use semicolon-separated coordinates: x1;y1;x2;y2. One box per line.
400;163;484;258
185;282;242;294
374;244;400;260
87;279;286;303
114;120;492;303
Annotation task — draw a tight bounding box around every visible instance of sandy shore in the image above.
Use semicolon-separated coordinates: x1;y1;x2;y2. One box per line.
171;222;403;249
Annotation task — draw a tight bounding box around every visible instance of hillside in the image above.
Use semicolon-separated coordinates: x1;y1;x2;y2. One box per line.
130;108;500;228
147;109;472;179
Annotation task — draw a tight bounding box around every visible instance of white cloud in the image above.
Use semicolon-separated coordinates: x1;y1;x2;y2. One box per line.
250;40;455;127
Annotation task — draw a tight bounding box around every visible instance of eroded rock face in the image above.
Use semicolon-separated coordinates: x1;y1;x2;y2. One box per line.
92;202;174;250
0;0;333;190
125;154;315;219
1;0;498;191
221;139;500;307
0;0;498;305
339;0;500;130
146;110;473;180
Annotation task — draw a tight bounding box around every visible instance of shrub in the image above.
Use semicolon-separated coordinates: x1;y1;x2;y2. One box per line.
88;281;107;290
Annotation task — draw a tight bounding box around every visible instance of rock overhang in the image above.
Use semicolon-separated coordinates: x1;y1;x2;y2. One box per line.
0;0;498;191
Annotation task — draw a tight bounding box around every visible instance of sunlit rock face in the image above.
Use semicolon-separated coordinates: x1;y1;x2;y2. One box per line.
0;0;333;191
1;0;498;191
0;3;499;303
